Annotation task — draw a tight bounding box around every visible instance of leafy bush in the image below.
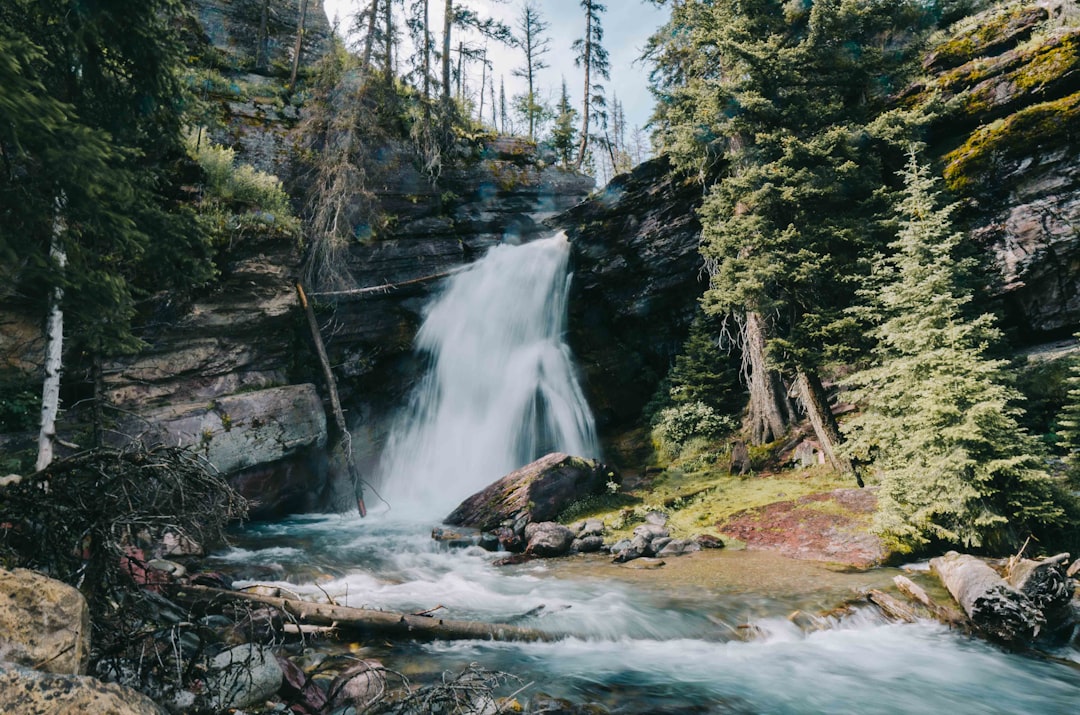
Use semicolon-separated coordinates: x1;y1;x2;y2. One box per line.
185;130;299;242
654;401;736;450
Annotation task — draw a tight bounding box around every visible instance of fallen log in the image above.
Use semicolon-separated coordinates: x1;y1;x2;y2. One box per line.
893;575;967;627
1006;553;1074;614
174;585;559;643
930;551;1044;644
866;589;919;623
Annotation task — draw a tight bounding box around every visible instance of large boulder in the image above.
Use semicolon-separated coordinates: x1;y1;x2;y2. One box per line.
0;663;164;714
0;568;90;675
444;452;618;531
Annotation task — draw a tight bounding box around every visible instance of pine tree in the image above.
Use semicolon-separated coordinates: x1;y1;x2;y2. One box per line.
1054;345;1080;484
843;153;1065;552
551;79;579;169
512;1;551;141
572;0;610;171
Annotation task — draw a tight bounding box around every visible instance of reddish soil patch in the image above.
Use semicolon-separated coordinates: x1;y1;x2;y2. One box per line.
718;488;887;569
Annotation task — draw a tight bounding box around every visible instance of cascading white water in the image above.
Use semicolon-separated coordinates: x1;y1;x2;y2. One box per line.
376;232;599;515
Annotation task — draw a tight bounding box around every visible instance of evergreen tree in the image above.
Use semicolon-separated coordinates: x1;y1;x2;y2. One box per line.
551;79;579;169
512;1;551;140
0;0;215;462
572;0;610;172
843;153;1065;552
646;0;923;472
1054;345;1080;484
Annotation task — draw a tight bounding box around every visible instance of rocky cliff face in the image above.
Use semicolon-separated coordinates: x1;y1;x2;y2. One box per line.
914;0;1080;339
557;157;705;434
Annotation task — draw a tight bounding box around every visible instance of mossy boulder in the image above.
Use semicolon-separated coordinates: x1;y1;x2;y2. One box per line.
444;452;619;532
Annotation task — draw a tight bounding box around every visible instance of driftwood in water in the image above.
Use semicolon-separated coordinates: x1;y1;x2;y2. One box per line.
866;589;919;623
930;551;1044;643
175;584;557;643
893;575;967;627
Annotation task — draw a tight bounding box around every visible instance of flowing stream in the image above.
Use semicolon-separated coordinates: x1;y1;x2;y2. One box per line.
215;235;1080;713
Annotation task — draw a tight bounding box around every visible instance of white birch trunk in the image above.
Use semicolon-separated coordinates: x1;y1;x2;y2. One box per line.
37;196;67;471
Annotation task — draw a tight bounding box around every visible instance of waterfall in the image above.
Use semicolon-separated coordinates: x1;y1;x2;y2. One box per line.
376;232;599;516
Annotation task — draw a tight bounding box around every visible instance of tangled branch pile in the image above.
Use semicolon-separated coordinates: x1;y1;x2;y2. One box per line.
0;443;247;695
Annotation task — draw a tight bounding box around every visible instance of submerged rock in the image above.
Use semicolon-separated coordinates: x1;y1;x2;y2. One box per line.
0;567;90;675
444;453;618;532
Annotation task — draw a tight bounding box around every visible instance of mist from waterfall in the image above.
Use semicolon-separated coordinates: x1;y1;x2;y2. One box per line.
376;232;599;517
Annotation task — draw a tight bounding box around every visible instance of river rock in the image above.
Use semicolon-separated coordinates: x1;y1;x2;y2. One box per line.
0;567;90;675
328;660;387;711
444;453;619;531
573;518;605;537
656;539;689;558
525;522;576;557
571;536;605;553
0;662;165;714
633;523;670;540
206;643;283;710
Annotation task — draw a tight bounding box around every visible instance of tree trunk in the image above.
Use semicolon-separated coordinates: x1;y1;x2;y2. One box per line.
383;0;393;82
478;46;487;124
421;0;430;100
256;0;270;71
455;41;464;101
931;551;1044;643
794;369;858;483
1006;553;1075;629
296;284;366;516
289;0;309;90
363;0;380;69
36;197;67;472
176;585;557;643
574;6;592;171
742;311;795;445
441;0;453;103
893;575;967;626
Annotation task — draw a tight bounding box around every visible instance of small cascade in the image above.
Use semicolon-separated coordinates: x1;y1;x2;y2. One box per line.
376;232;599;516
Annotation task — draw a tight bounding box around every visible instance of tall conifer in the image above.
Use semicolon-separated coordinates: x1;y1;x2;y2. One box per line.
843;153;1065;551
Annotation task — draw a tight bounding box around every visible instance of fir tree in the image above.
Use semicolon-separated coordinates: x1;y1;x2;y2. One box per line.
551;79;579;169
512;1;551;141
572;0;610;172
843;153;1065;552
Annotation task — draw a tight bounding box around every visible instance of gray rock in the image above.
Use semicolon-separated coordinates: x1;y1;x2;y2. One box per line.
445;453;619;531
0;567;90;675
0;663;164;714
645;510;668;526
571;536;605;553
632;523;670;540
206;644;283;710
650;537;673;554
656;539;688;558
525;522;576;557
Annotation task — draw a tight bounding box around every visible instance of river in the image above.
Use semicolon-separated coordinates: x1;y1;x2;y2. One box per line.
214;234;1080;712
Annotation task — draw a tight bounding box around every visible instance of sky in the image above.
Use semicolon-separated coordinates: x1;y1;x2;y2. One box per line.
321;1;670;134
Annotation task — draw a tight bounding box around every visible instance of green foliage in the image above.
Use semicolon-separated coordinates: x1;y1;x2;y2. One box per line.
0;376;40;433
654;402;736;453
550;79;579;169
0;0;216;355
842;153;1067;552
1055;343;1080;483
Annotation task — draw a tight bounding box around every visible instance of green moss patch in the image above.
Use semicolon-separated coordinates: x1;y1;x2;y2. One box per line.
943;89;1080;192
